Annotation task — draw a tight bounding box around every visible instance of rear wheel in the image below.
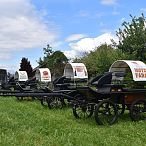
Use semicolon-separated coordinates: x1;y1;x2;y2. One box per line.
73;103;94;118
16;96;23;101
48;96;65;109
94;99;118;125
40;97;48;106
130;99;146;121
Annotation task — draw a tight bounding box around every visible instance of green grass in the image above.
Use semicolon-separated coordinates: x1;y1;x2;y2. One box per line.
0;97;146;146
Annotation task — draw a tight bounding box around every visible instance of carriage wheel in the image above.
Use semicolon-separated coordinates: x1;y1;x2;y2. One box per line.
94;99;118;125
40;97;48;106
130;99;146;121
16;96;23;101
73;103;94;118
48;96;65;109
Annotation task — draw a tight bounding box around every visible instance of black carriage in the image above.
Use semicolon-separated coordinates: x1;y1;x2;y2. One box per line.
71;60;146;125
0;71;36;101
39;63;89;109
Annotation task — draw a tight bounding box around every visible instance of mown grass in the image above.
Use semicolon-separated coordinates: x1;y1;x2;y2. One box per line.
0;97;146;146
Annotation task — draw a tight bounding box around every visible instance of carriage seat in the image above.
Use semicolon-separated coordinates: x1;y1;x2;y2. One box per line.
91;72;112;86
24;77;37;87
15;82;32;92
53;76;71;89
90;72;112;93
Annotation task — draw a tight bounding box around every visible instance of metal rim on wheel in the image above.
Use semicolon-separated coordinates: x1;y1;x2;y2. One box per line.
48;96;65;109
73;103;94;119
130;99;146;121
94;99;118;125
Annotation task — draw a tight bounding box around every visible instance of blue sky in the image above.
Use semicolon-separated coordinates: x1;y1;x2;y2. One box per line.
0;0;145;72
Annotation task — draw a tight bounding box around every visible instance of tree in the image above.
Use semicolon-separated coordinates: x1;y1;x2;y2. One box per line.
73;44;126;77
115;14;146;61
43;44;53;56
38;44;54;67
38;45;68;78
19;57;33;78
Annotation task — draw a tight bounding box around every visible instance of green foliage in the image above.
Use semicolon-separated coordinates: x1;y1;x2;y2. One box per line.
116;13;146;61
38;45;68;78
19;57;33;77
122;69;145;88
74;44;127;77
1;97;146;146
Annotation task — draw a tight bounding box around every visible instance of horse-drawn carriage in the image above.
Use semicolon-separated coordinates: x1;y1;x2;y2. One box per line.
39;63;88;108
72;60;146;125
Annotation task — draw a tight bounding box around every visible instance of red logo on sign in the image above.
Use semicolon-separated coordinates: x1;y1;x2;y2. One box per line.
76;66;84;72
43;71;48;76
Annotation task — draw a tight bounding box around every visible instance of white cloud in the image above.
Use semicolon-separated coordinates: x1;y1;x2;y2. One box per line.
77;11;90;18
0;53;12;60
140;8;146;12
69;38;95;52
101;0;117;5
64;50;78;59
65;34;87;42
0;0;58;61
64;33;118;59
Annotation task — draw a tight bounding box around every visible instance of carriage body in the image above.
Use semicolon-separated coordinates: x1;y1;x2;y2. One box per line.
71;60;146;125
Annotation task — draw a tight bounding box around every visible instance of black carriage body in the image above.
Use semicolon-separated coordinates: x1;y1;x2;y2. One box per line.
71;70;146;125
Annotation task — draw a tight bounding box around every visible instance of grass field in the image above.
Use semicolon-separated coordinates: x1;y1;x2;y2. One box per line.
0;97;146;146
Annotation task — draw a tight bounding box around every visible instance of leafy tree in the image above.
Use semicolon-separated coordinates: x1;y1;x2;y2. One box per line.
115;14;146;61
19;57;33;78
74;44;126;77
38;45;68;78
43;44;53;56
38;44;53;67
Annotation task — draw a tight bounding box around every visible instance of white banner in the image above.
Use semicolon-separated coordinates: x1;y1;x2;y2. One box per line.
110;60;146;81
73;66;88;78
15;71;28;81
64;63;88;79
35;68;51;82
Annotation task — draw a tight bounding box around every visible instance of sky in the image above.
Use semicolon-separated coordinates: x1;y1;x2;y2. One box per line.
0;0;146;72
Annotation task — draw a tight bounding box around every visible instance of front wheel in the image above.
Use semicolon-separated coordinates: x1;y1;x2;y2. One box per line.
94;99;118;125
130;99;146;121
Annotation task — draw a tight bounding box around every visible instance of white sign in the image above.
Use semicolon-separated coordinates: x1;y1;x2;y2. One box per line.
35;68;51;82
64;63;88;79
15;71;28;81
73;66;88;78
